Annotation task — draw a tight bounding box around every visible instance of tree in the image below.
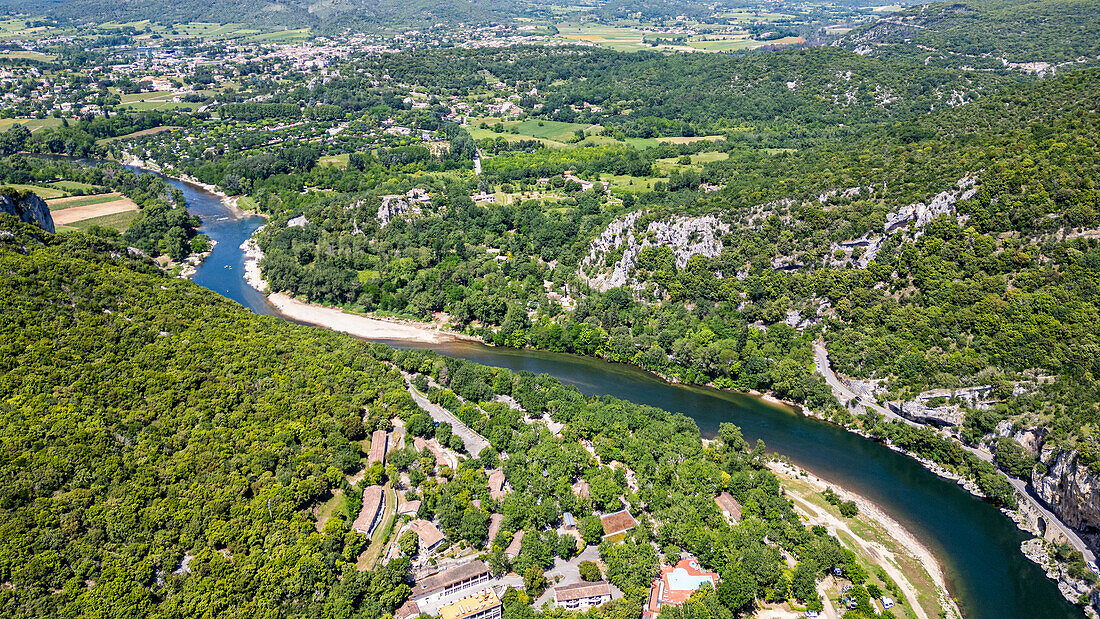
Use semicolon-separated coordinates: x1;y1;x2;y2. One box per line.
523;566;547;597
716;566;755;613
579;560;602;582
994;437;1036;478
399;530;420;557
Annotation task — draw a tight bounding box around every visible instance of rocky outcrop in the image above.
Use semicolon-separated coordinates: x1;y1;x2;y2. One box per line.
579;211;729;291
883;176;976;233
1032;450;1100;552
1;189;54;233
887;401;964;427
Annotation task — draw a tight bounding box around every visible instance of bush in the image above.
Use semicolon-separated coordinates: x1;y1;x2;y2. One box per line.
579;560;602;582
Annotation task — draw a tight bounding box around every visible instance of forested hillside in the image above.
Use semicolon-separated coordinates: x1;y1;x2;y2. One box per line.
835;0;1100;71
0;217;884;617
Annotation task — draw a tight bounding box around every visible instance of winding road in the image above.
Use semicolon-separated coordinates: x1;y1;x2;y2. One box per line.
812;342;1096;564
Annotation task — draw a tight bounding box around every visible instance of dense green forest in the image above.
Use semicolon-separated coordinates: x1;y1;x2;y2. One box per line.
0;216;891;617
837;0;1100;68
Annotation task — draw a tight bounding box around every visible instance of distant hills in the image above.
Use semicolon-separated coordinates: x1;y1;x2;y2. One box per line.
834;0;1100;72
0;0;516;31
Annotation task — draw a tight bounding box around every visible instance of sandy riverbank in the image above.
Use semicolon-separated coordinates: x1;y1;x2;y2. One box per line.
240;235;476;343
120;155;265;219
771;460;963;619
268;293;478;344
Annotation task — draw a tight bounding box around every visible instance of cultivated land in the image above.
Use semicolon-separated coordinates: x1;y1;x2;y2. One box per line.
50;194;138;226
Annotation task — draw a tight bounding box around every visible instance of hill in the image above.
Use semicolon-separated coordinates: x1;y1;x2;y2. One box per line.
834;0;1100;73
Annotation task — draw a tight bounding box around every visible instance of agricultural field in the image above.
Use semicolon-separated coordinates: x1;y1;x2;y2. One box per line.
96;126;181;144
54;209;140;233
555;25;652;53
0;117;64;133
556;23;803;53
45;192;124;211
0;183;67;199
469;118;600;147
49;194;138;227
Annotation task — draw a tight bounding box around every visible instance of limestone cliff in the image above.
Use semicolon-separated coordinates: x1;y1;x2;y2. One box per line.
1033;450;1100;553
0;188;54;233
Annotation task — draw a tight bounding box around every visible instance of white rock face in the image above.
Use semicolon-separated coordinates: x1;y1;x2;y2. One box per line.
883;176;977;233
1032;450;1100;535
579;211;729;291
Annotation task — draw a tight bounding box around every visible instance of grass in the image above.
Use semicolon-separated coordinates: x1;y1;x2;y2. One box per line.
556;24;649;53
1;183;66;199
0;118;64;133
56;210;140;233
470;118;599;146
96;126;181;144
46;193;121;210
600;173;658;193
237;196;259;211
47;180;102;193
315;490;348;532
319;153;350;169
0;50;54;61
556;23;802;53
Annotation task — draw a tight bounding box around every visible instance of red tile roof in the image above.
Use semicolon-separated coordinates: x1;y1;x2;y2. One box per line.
644;559;719;618
600;510;637;537
368;429;388;465
352;485;385;535
715;492;742;522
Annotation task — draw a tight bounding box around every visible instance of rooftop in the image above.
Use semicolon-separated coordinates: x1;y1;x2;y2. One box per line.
395;600;421;619
600;510;638;537
368;429;388;465
554;581;611;602
440;589;501;619
504;529;524;558
415;560;490;596
409;519;446;548
715;492;742;522
352;485;385;535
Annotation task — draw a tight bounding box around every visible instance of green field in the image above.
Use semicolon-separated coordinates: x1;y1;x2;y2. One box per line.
558;23;803;53
471;118;601;147
48;180;103;193
556;25;651;53
56;210;140;233
0;118;64;133
45;194;119;210
318;153;350;169
1;183;66;199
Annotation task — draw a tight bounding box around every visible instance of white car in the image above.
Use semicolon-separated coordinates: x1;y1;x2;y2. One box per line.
881;597;895;609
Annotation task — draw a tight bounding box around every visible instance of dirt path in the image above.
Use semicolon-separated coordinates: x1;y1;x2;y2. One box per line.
772;461;961;619
789;492;930;619
50;196;138;225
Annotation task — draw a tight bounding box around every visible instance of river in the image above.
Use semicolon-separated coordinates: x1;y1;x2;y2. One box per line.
146;167;1083;619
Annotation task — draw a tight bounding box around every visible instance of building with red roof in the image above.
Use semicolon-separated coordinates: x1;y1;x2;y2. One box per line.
643;559;719;619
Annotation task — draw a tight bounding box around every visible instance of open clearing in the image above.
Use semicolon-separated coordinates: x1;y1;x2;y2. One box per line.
47;192;126;210
51;195;138;226
97;126;181;143
56;210;140;233
1;183;66;199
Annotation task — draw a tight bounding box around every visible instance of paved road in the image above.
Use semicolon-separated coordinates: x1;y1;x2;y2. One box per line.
408;386;490;456
812;342;1096;564
812;343;905;424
